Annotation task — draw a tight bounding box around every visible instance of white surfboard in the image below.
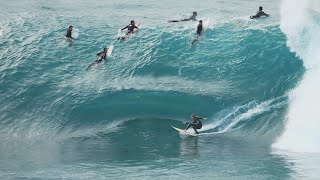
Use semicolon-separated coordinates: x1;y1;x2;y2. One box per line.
171;126;199;137
202;18;210;32
107;45;114;56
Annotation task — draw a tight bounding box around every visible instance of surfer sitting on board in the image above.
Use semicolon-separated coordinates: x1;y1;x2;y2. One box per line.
87;48;109;70
65;25;74;40
185;113;207;134
121;20;139;35
250;6;270;19
196;20;203;35
168;11;197;23
190;20;203;46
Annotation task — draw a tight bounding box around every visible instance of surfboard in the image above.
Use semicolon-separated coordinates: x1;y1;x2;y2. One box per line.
202;18;210;31
106;45;114;56
171;126;199;137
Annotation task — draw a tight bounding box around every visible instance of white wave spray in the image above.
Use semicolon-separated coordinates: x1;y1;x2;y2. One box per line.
273;0;320;153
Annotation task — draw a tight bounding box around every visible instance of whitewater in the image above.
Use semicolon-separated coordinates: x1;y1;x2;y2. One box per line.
0;0;320;179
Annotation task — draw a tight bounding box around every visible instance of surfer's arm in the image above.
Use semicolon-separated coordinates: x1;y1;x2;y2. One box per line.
196;116;207;120
250;15;257;19
121;26;128;31
250;12;259;19
168;20;180;23
263;12;270;17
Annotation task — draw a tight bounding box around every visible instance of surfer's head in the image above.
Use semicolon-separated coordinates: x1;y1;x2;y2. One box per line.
131;20;135;25
199;20;203;24
193;11;197;16
103;48;108;52
68;25;73;31
191;113;197;120
259;6;263;11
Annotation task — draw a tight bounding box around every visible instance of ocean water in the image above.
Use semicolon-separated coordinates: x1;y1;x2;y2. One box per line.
0;0;320;179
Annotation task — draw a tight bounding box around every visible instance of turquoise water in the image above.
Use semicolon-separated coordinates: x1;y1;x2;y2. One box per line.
1;0;320;179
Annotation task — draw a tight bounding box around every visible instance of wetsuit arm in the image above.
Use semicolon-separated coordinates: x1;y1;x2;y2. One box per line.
121;26;128;31
168;20;180;23
134;25;138;29
196;116;207;120
263;12;270;17
183;15;196;21
250;15;258;19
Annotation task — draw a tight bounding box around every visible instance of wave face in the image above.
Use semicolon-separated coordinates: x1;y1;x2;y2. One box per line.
273;0;320;153
0;0;310;179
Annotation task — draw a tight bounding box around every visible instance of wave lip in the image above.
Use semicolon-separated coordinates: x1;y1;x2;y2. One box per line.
273;0;320;153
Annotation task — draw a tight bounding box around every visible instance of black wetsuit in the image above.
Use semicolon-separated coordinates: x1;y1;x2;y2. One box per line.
122;24;138;34
196;24;203;35
182;14;197;21
66;29;72;38
251;10;269;19
96;51;107;63
185;117;203;134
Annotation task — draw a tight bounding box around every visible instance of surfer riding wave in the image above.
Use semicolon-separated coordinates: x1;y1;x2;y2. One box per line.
185;113;207;134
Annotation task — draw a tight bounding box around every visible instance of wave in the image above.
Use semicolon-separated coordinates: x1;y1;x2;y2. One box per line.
0;10;302;144
273;0;320;153
201;96;287;135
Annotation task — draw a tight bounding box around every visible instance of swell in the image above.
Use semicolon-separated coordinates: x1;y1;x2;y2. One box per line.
0;13;302;142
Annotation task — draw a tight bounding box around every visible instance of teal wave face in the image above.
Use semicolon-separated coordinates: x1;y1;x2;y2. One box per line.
0;22;303;139
0;0;311;179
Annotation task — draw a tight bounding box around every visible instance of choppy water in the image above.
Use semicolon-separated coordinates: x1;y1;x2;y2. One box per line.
1;0;320;179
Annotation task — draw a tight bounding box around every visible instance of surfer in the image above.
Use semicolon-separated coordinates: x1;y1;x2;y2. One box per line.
121;20;139;35
87;47;109;70
96;47;109;63
168;11;197;23
196;20;203;35
184;114;207;134
65;25;74;39
250;6;270;19
190;20;203;46
118;20;139;40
